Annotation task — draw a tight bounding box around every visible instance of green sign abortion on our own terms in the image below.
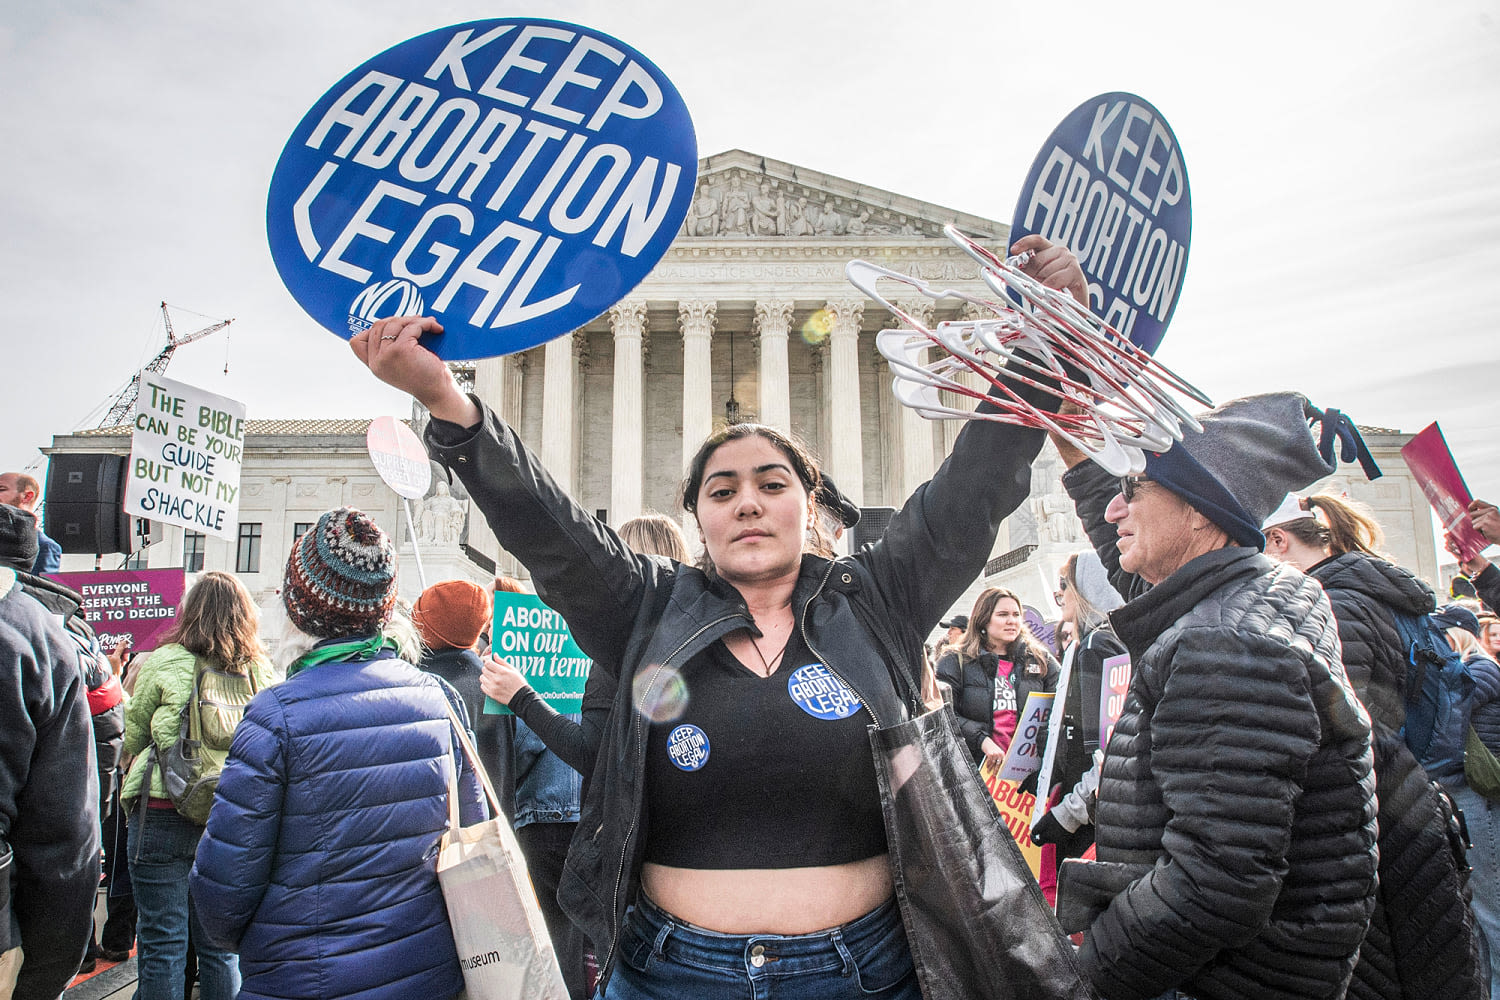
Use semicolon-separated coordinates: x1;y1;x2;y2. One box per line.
485;590;589;713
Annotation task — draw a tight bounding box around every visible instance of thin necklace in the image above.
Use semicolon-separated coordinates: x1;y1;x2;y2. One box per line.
749;634;791;677
741;606;793;677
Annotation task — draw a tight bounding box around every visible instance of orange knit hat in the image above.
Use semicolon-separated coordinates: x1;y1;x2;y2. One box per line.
413;579;491;651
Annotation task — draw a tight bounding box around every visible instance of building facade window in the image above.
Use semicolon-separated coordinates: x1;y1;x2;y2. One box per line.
183;531;206;573
236;523;262;574
293;522;313;544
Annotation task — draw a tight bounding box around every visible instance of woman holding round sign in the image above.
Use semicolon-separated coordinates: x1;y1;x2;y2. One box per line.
349;235;1083;999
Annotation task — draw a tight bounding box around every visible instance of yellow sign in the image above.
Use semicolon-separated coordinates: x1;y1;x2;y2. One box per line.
980;758;1043;882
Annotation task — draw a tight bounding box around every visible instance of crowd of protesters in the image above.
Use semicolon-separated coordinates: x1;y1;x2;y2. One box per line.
1;235;1498;1000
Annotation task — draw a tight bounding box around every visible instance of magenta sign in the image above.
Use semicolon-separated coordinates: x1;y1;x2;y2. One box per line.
1401;422;1489;563
51;568;186;652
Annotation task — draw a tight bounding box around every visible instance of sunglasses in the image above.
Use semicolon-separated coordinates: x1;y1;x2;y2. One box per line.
1119;475;1152;503
1053;579;1068;607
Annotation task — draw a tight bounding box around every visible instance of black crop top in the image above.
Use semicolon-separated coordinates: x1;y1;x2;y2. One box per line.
643;628;888;868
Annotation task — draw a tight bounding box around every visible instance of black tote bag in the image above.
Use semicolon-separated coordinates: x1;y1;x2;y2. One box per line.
871;704;1098;1000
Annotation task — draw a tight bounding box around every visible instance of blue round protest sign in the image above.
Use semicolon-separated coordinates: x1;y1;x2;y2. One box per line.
1009;93;1190;354
267;19;697;360
786;664;864;721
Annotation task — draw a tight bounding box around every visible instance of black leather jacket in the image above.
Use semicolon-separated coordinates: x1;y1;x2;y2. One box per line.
426;392;1047;985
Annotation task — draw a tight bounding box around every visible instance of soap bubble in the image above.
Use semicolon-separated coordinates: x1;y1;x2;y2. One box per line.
633;663;688;724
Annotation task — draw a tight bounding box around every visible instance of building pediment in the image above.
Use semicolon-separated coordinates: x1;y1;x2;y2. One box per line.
681;149;1004;241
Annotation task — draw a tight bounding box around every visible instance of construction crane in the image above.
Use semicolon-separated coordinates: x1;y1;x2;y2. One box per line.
98;302;234;428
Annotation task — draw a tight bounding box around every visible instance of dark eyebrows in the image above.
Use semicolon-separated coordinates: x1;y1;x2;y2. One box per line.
702;462;797;485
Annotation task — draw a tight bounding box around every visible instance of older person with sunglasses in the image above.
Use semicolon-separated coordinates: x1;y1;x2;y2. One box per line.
1047;394;1379;1000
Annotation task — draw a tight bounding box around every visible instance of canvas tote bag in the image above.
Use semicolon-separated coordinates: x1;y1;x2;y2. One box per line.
438;700;568;1000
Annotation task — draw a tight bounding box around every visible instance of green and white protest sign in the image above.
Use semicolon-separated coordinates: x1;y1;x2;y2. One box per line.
484;591;590;714
123;374;245;541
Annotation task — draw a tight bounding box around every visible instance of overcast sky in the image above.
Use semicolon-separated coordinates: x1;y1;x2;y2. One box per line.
4;0;1499;516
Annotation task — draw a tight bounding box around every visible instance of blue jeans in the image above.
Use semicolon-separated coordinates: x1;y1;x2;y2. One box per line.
597;894;918;1000
127;806;240;1000
1451;783;1500;999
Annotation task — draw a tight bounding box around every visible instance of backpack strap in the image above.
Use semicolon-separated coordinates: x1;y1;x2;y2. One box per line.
184;656;205;745
148;656;204;802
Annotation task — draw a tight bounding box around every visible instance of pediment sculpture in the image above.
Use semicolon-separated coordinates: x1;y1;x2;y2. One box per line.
683;169;931;239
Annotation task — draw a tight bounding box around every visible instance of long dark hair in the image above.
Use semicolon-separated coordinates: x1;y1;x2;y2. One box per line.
679;423;833;574
957;587;1049;670
161;571;265;674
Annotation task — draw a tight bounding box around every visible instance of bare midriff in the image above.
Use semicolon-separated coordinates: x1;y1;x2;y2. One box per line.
640;854;893;934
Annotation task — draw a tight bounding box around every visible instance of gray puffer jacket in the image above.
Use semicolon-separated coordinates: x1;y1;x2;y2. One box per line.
1059;460;1378;1000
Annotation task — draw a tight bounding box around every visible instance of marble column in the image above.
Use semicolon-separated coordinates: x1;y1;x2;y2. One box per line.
753;301;794;435
540;332;577;495
679;300;717;471
609;301;648;525
825;298;865;506
473;356;508;422
894;299;937;501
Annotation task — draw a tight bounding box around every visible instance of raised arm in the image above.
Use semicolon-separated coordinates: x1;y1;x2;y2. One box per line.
854;237;1085;631
351;317;667;668
1060;458;1149;602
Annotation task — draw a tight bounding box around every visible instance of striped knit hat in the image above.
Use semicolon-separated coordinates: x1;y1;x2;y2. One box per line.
283;507;397;638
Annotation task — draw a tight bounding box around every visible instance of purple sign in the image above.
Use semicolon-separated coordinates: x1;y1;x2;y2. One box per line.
1010;93;1191;353
51;568;186;652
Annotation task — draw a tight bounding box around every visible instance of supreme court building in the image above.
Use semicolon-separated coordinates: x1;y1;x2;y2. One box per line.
47;150;1440;624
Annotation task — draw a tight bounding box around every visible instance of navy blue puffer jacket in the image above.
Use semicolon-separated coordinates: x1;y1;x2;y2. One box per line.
190;652;487;1000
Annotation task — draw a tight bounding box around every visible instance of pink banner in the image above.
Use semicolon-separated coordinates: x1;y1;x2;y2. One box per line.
51;568;186;653
1400;422;1488;562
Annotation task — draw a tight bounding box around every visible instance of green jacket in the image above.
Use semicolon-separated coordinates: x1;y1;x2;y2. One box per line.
121;643;277;811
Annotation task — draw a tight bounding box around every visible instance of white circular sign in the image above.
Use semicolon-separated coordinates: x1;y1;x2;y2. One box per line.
366;415;432;499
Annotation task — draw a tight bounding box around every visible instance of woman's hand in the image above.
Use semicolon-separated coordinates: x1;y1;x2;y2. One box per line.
1469;499;1500;545
980;737;1006;762
350;316;480;427
479;652;531;706
106;637;131;675
1047;399;1090;470
1010;234;1088;307
1446;530;1492;578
